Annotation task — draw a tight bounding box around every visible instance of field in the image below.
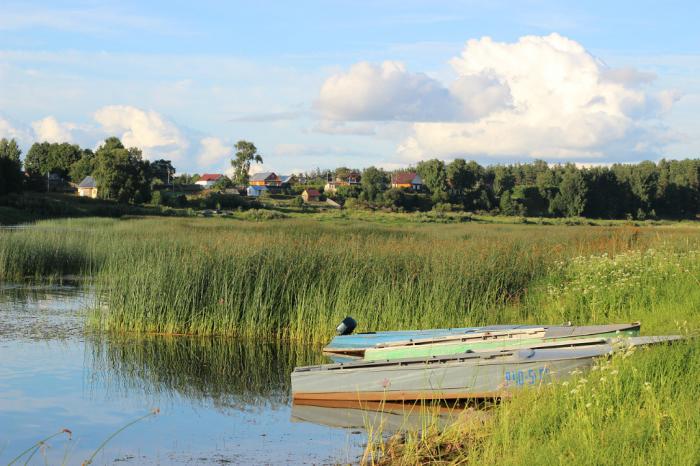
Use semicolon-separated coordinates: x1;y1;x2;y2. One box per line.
1;215;699;464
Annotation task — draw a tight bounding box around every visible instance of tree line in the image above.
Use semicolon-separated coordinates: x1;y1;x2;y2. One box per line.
1;135;699;219
0;137;175;203
295;159;700;219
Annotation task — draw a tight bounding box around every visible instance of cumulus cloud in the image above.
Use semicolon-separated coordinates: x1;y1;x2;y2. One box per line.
31;116;76;143
197;136;230;166
318;61;456;121
93;105;190;162
319;34;679;162
0;116;33;145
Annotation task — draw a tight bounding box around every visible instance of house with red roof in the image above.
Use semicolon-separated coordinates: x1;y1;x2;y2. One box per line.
195;173;224;188
390;172;423;191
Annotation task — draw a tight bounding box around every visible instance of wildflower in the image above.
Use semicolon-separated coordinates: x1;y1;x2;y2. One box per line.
570;389;578;395
585;403;592;408
562;381;569;386
610;370;619;376
600;377;607;383
644;382;652;391
578;378;588;385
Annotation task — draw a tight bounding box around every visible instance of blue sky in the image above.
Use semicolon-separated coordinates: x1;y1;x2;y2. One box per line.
1;0;698;175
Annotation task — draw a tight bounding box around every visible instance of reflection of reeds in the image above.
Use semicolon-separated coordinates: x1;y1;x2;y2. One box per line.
87;334;324;409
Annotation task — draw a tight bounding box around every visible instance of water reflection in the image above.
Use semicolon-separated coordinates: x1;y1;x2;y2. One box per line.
87;335;325;410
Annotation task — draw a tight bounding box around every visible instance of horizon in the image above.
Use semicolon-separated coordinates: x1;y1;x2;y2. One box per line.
1;1;698;176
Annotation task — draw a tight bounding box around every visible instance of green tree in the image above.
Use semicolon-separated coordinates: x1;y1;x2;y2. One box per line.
551;169;588;217
68;149;95;183
92;137;152;203
24;142;82;179
360;166;388;201
0;138;23;195
416;159;448;202
231;140;263;185
151;159;176;184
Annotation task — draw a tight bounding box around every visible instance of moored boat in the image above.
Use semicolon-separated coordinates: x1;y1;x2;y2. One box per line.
323;322;640;360
362;323;641;362
293;335;681;402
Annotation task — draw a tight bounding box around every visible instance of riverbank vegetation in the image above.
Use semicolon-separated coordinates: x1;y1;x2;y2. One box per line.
1;216;699;340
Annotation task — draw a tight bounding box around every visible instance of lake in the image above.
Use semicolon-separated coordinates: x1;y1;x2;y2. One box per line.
0;284;373;465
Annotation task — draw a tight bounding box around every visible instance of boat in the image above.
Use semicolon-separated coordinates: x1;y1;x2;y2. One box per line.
293;335;681;402
323;322;640;360
362;323;641;362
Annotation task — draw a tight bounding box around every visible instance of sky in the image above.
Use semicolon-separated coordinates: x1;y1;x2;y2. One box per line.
0;0;698;175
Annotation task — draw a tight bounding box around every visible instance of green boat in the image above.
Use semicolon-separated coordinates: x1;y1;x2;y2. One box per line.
362;323;640;362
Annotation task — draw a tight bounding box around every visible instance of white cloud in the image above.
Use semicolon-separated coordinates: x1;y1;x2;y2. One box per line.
197;137;230;166
93;105;190;162
312;120;376;135
395;33;680;161
0;115;32;145
31;116;76;143
316;61;459;121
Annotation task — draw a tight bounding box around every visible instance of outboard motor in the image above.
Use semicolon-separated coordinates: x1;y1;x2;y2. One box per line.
335;316;357;336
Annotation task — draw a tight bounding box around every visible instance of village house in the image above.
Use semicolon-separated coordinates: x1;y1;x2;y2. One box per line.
77;176;98;198
249;172;282;187
196;174;224;188
391;172;424;191
324;171;361;194
302;188;321;202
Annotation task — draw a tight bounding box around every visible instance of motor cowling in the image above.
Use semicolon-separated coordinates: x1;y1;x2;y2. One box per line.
336;316;357;336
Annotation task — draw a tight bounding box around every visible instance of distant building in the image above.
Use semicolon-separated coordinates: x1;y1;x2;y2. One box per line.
249;172;282;187
391;172;423;191
247;185;268;197
196;174;224;188
280;175;297;186
77;176;98;198
302;188;321;202
324;171;362;194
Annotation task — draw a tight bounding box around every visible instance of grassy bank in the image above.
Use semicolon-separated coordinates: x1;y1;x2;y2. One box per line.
367;244;700;465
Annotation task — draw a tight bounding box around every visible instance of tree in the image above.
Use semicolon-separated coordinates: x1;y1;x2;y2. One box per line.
360;166;388;201
212;175;234;191
551;169;588;217
68;149;95;183
92;137;152;203
0;138;23;195
151;159;176;184
231;140;262;185
24;142;82;179
416;159;448;202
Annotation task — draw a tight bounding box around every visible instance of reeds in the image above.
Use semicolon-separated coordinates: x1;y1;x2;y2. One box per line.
2;217;699;342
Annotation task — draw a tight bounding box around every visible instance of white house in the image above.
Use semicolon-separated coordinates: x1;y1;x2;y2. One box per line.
196;173;224;188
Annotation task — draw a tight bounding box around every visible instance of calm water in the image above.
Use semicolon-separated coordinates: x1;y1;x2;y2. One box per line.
0;284;370;465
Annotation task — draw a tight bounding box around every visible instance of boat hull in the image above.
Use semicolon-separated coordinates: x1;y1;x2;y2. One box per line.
294;335;680;402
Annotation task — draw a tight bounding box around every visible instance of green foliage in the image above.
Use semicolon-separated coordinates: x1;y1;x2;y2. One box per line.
230;140;262;185
417;159;449;202
150;159;176;184
24;142;83;179
0;138;23;195
69;149;95;184
361;166;389;201
92;137;152;203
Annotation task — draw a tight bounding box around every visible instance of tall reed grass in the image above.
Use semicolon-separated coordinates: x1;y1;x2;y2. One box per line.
2;217;698;341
